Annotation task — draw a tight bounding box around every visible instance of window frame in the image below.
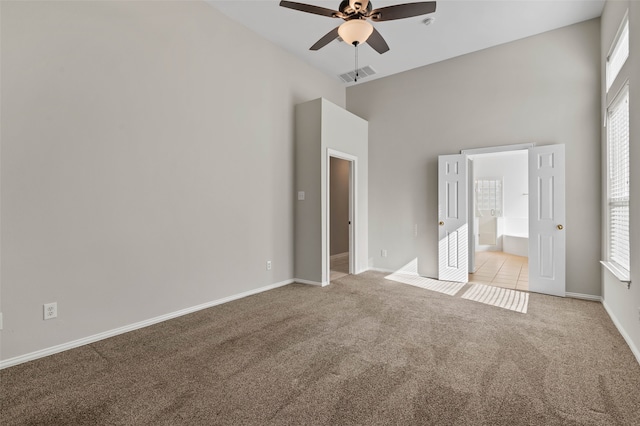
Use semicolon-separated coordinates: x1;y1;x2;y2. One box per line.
606;14;629;93
603;83;631;283
602;10;631;285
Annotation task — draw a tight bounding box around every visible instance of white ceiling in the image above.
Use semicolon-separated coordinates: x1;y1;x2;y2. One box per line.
208;0;605;85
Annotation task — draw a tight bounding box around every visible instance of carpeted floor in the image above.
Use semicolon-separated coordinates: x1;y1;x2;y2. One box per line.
2;271;640;425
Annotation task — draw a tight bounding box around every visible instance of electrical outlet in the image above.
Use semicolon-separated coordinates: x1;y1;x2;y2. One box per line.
266;261;272;271
43;303;57;320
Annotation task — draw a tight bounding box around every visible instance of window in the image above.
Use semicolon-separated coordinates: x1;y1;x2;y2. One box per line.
606;17;629;92
606;85;630;277
475;179;502;216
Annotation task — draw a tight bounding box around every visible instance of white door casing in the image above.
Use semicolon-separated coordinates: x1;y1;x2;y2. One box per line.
528;145;566;296
467;158;476;273
438;154;469;283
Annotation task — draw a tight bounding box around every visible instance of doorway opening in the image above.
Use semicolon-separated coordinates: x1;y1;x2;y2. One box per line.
327;150;357;284
468;150;529;291
438;144;566;297
329;157;351;280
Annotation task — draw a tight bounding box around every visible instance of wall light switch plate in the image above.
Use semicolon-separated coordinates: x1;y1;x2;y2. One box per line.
298;191;305;201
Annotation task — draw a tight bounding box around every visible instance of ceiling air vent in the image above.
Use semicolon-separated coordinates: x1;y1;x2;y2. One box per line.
338;66;376;83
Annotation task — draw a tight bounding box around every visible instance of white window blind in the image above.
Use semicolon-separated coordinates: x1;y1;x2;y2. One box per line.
607;86;630;272
606;18;629;92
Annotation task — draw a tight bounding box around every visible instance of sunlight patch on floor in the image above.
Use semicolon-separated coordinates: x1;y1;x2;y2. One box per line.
462;283;529;313
385;273;466;296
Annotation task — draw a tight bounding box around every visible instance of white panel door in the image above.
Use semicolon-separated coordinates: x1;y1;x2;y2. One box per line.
528;145;566;296
438;154;468;283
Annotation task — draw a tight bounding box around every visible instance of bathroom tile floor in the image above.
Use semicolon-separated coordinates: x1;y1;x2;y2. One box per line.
469;251;529;291
330;254;350;281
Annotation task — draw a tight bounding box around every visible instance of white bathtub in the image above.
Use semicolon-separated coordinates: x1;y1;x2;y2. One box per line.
502;218;528;257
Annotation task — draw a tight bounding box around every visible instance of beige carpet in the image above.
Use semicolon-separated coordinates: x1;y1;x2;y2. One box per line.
2;271;640;425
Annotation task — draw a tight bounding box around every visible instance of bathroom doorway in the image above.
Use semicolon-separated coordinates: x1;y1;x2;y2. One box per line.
329;156;352;281
468;150;529;290
438;144;566;296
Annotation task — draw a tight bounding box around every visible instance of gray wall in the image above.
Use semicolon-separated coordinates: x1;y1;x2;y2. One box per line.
294;100;323;283
295;98;368;284
473;151;528;219
0;1;344;361
601;1;640;361
321;100;369;280
330;157;350;256
347;19;601;296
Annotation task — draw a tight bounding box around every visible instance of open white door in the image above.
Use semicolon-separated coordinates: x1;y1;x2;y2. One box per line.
438;154;468;283
528;145;566;296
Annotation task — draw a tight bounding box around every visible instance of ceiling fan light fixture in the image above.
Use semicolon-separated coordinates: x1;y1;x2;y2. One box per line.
338;19;374;45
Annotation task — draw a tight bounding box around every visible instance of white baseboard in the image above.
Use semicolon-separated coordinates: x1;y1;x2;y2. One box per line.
602;300;640;366
367;267;428;277
294;278;328;287
367;267;396;274
565;292;602;302
0;279;294;370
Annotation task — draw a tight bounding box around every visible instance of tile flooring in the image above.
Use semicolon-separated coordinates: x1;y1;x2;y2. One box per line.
330;254;350;281
469;251;529;291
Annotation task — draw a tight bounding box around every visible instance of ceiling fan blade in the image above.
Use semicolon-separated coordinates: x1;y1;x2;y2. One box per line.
369;2;436;22
310;26;341;50
366;27;390;54
279;1;343;19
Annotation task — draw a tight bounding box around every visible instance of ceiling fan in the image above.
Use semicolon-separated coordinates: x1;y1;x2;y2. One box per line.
279;0;437;54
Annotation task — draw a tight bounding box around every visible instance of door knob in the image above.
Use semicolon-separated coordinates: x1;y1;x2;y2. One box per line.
557;224;564;230
439;221;445;226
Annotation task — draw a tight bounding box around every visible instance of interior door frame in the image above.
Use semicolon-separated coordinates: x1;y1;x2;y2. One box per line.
461;143;534;274
468;158;475;273
326;149;357;284
457;143;567;297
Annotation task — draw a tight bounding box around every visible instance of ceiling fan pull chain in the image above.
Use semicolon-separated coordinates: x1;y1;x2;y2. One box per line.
354;42;359;82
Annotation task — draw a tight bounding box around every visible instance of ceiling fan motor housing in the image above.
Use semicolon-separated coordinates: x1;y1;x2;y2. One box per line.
340;0;373;17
